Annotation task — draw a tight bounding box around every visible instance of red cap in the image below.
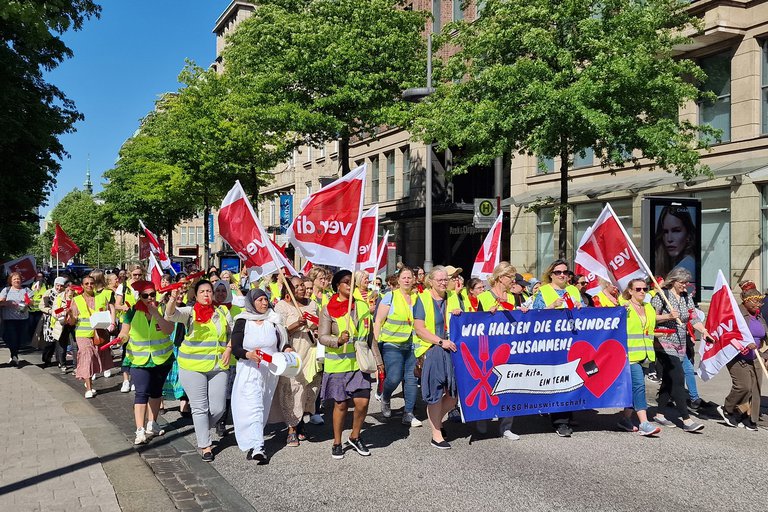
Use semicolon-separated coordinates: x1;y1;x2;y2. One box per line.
131;280;156;294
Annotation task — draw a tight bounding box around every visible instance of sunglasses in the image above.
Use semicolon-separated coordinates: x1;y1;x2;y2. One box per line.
140;292;154;299
131;274;142;278
634;287;649;292
551;270;569;276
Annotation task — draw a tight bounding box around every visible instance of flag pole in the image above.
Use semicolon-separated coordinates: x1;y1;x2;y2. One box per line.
56;254;59;278
347;268;356;318
278;267;304;317
756;351;768;381
606;203;682;326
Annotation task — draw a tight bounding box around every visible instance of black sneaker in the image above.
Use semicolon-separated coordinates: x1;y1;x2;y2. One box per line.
430;439;451;450
346;437;371;456
215;421;227;437
555;423;573;437
742;418;759;432
717;405;740;428
201;451;214;462
687;398;704;414
331;443;344;460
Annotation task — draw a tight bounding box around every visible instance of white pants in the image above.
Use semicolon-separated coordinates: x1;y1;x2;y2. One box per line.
232;360;278;452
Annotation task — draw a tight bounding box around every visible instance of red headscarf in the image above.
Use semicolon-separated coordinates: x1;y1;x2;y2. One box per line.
326;293;350;319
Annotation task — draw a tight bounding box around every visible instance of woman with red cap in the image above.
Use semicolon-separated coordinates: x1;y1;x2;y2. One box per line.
165;280;233;462
116;280;175;444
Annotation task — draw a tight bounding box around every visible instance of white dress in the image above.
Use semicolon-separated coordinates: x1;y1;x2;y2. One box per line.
231;320;280;452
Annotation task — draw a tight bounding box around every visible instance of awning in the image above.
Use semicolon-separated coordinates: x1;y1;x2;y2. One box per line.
506;156;768;207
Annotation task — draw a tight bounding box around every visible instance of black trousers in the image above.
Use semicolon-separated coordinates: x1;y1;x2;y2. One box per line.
656;351;690;420
55;325;76;367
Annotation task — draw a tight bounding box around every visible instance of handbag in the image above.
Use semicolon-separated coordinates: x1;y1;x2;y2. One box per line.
414;346;432;379
355;338;377;374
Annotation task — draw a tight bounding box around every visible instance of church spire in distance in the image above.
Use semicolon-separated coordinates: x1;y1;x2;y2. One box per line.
84;154;93;195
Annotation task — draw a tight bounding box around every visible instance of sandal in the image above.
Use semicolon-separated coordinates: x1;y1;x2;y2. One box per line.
286;432;299;447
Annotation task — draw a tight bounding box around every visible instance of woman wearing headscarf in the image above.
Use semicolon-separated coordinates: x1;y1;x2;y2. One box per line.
413;266;459;449
116;280;175;445
373;267;420;427
717;281;767;431
165;280;233;462
230;288;291;462
650;267;712;431
319;270;383;460
0;272;34;366
66;275;115;398
39;276;68;366
274;277;321;446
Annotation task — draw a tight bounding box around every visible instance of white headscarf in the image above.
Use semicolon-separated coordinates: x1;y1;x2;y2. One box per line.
235;288;289;349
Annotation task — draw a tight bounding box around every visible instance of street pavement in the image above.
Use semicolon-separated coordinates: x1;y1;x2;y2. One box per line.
4;340;767;512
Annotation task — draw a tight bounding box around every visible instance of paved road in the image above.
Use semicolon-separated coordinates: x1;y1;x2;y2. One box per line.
7;340;767;512
165;363;767;512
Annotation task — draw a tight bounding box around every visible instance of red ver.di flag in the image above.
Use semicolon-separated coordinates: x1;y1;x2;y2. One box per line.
218;181;296;280
573;262;601;296
698;270;755;381
51;223;80;263
574;203;647;290
357;205;379;270
287;164;366;269
471;213;503;281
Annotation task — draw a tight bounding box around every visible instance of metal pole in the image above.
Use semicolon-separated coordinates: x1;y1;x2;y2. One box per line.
424;33;433;272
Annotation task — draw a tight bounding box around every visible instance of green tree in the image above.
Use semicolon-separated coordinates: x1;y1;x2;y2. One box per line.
35;189;117;268
0;0;100;260
100;104;198;254
411;0;717;259
222;0;428;174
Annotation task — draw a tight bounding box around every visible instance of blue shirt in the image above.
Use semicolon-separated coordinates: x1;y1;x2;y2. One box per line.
532;287;586;310
413;295;447;338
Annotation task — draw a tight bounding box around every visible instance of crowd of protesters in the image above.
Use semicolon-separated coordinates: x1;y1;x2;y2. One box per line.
1;258;766;462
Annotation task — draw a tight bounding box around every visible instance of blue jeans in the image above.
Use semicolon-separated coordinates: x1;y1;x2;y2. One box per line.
380;341;418;413
682;356;700;401
630;363;647;411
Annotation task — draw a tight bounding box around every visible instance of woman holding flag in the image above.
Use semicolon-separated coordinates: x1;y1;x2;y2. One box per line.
374;266;421;427
0;272;34;366
650;267;710;432
319;270;383;460
115;280;175;445
165;280;233;462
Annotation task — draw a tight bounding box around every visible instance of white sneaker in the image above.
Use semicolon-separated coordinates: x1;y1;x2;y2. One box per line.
309;414;324;425
500;418;519;440
11;356;19;366
120;380;131;393
502;429;521;440
91;373;98;381
103;369;112;378
402;412;422;427
130;384;135;392
134;428;147;445
84;390;96;399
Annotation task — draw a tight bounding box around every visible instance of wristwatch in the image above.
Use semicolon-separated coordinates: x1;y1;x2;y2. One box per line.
438;339;443;346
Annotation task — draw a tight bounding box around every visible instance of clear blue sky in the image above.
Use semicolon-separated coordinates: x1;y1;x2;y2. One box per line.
42;0;231;217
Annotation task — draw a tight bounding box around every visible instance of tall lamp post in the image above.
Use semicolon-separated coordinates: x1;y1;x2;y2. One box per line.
403;32;434;271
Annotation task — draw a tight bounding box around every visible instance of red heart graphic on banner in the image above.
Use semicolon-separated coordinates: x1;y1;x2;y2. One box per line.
567;340;626;398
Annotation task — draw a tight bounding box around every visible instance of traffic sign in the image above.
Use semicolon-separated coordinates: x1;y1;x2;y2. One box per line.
474;198;498;229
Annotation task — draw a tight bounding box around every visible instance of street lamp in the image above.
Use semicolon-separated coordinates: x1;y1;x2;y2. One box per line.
403;32;435;271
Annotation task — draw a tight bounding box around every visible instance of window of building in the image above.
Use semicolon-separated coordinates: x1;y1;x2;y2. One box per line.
270;200;276;226
762;41;768;134
371;156;380;202
537;156;555;175
320;144;325;158
572;200;633;252
402;147;411;197
386;151;395;200
762;186;768;289
432;0;441;32
699;52;731;143
573;147;594;169
693;189;730;301
181;227;187;246
536;207;555;276
306;146;312;162
453;0;463;21
305;181;312;198
197;226;204;245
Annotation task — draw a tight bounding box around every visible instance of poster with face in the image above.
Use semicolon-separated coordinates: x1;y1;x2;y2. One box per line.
644;197;702;303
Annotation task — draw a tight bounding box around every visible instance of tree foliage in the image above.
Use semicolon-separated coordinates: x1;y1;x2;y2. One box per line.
410;0;717;258
222;0;428;173
34;190;118;267
0;0;100;260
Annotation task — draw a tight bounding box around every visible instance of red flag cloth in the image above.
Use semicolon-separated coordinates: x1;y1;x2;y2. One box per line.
3;255;37;284
471;213;503;280
573;263;601;296
287;164;367;269
146;253;163;289
50;224;79;262
574;203;647;290
219;181;298;281
356;206;379;269
698;270;755;381
301;260;313;275
139;220;173;272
